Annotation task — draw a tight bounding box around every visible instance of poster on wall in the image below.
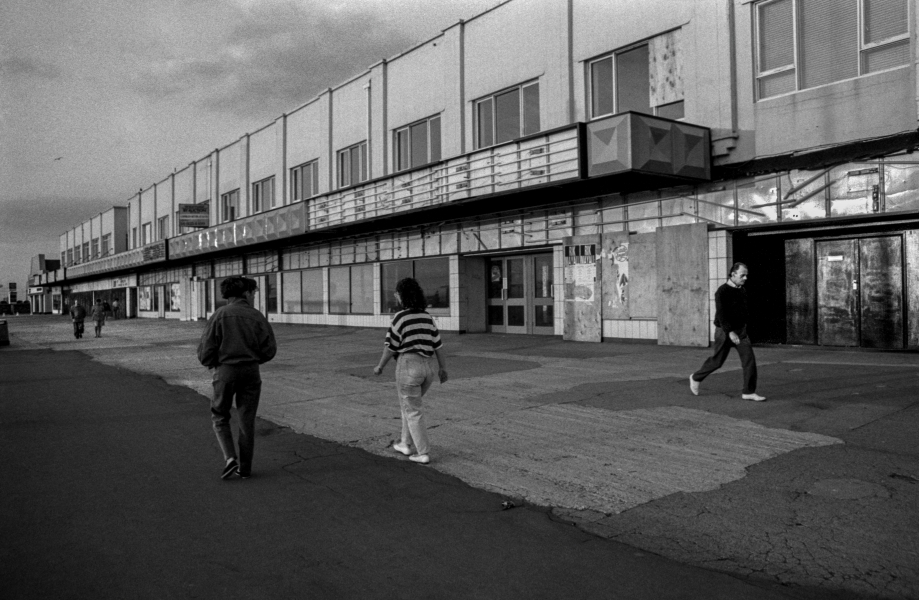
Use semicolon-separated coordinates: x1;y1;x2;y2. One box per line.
563;243;597;303
170;283;181;312
139;286;151;311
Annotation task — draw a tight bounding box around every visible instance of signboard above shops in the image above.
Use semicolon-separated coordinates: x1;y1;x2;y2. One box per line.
177;203;209;228
143;240;167;263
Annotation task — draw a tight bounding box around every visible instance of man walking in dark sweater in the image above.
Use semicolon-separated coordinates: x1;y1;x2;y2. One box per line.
690;262;766;402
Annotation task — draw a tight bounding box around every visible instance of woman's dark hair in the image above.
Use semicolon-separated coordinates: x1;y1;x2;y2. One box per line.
396;277;427;311
221;276;258;299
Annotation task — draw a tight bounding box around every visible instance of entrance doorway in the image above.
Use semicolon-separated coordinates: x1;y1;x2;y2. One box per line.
816;236;904;349
486;254;554;334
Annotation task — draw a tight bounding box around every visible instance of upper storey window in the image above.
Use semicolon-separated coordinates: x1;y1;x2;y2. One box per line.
338;141;368;188
755;0;909;100
394;115;441;172
291;160;319;203
475;81;540;149
221;189;239;223
589;30;685;121
252;176;275;213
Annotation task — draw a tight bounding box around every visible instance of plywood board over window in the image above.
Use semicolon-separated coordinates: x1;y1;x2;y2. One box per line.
657;223;709;347
649;29;684;108
600;233;629;320
627;232;657;319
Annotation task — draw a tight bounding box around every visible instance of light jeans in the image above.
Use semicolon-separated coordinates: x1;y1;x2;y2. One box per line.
395;352;436;455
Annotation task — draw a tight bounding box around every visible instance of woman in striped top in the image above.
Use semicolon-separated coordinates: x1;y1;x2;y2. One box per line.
373;278;448;465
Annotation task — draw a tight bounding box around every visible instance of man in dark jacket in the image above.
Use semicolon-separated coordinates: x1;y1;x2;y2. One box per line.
197;276;277;479
689;262;766;402
69;301;87;339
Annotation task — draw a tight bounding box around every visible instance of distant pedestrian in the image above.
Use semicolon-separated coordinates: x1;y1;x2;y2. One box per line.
373;277;448;465
90;299;106;338
103;300;111;317
690;262;766;402
69;301;86;339
197;276;277;480
111;299;120;319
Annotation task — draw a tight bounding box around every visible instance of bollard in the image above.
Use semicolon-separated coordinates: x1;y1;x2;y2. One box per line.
0;320;8;347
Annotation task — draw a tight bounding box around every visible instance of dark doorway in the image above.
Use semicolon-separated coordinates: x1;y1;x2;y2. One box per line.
731;233;787;344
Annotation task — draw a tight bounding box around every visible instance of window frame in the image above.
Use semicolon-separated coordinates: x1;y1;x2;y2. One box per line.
328;264;373;315
157;216;169;240
337;142;368;189
393;114;442;172
587;42;685;120
474;80;541;150
754;0;911;100
290;160;319;203
252;176;275;213
379;257;450;316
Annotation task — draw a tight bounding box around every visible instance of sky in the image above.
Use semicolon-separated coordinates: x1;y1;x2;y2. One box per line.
0;0;500;298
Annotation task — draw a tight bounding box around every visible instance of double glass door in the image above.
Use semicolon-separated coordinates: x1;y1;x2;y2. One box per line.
487;254;554;334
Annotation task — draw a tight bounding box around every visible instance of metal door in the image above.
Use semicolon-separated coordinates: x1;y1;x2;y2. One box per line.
816;240;858;346
859;236;904;349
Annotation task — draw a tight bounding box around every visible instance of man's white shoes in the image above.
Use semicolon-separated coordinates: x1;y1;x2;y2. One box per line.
742;393;767;402
392;441;412;456
689;375;700;396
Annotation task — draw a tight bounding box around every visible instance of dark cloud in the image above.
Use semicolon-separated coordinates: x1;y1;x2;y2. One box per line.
0;195;120;243
0;54;61;80
131;2;417;121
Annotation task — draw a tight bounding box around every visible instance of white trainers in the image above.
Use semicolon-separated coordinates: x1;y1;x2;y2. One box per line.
689;375;700;396
742;393;767;402
409;454;430;464
392;442;412;456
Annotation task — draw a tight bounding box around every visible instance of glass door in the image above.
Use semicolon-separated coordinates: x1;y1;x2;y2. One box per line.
487;254;554;334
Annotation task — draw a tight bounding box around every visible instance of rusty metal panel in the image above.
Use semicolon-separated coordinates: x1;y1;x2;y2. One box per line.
859;236;904;349
816;240;858;346
785;239;816;344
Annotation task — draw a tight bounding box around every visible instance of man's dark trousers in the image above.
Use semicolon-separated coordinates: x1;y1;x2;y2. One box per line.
211;363;261;475
692;328;758;394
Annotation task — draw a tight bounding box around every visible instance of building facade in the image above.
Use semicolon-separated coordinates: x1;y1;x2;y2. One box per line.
48;0;919;350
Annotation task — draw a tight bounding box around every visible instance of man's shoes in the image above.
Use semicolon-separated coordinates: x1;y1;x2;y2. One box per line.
221;458;239;479
689;375;700;396
392;442;412;456
409;454;430;464
742;393;767;402
238;471;251;480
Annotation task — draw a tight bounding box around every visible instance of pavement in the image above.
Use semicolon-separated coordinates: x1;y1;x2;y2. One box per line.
3;314;919;599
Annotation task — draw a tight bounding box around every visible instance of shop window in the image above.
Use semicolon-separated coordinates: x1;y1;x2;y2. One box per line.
380;258;449;314
755;0;909;100
328;265;373;314
338;142;368;189
394;115;441;172
283;269;324;314
252;176;275;213
291;160;319;203
475;81;540;149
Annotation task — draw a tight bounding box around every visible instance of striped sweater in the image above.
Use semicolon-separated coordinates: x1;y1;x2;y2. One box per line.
384;309;443;358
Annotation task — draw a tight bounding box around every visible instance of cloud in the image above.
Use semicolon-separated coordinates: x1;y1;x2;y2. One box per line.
130;1;417;121
0;54;61;81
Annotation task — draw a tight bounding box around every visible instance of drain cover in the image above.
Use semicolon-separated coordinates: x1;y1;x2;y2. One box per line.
807;478;889;500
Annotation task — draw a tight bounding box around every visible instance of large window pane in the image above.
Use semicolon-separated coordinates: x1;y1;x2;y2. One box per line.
414;258;449;309
410;121;428;168
396;129;409;171
302;269;324;313
864;40;910;73
282;271;301;313
864;0;908;43
591;57;614;117
534;255;553;299
800;0;858;89
265;273;277;313
477;98;494;148
380;260;413;313
758;0;795;72
522;83;540;136
429;117;441;163
616;45;651;114
350;265;374;314
328;267;350;313
495;88;520;144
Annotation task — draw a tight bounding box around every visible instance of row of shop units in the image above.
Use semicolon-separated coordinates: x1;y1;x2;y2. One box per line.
53;205;919;351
